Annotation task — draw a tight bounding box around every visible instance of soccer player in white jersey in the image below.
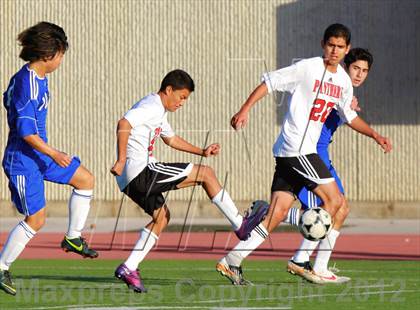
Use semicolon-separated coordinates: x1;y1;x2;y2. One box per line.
286;48;380;284
0;22;98;296
110;70;269;293
216;24;391;285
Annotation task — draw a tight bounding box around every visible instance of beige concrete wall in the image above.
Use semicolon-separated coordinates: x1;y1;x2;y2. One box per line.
0;0;419;214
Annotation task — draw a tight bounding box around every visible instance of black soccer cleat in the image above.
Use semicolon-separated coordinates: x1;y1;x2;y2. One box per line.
0;269;16;296
61;236;99;258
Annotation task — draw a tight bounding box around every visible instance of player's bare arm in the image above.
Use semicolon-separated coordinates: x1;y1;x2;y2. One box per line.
110;118;132;176
23;134;71;168
231;83;268;130
347;116;392;153
161;135;220;157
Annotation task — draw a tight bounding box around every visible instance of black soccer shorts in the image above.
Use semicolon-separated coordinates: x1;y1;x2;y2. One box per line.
124;162;193;216
271;154;334;196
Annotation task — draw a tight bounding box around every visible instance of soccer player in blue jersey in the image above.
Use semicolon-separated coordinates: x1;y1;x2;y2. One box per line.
0;22;98;296
286;48;377;283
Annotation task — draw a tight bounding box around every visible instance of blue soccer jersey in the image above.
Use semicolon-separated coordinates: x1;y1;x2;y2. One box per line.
2;64;81;215
298;108;345;209
316;108;344;157
2;64;51;175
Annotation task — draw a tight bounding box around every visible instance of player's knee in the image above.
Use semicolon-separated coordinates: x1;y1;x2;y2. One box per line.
71;167;95;190
271;204;289;222
198;165;215;182
330;194;343;211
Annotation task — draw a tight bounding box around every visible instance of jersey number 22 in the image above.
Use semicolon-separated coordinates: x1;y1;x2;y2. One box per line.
309;99;334;123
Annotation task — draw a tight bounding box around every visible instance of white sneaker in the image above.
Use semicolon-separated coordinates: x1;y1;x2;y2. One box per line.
314;269;351;284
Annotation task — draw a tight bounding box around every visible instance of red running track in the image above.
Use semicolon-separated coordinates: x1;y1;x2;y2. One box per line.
1;231;419;261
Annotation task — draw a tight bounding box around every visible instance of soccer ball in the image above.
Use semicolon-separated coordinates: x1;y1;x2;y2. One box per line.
298;208;332;241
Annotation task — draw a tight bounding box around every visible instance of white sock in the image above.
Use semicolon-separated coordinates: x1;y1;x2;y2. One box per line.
293;238;320;263
283;207;300;226
211;189;242;230
314;229;340;273
66;189;93;238
225;223;268;266
0;221;36;270
125;228;158;271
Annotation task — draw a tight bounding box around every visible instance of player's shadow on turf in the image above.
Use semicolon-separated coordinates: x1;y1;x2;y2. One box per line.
276;0;420;125
16;276;309;288
141;278;186;286
17;275;114;283
145;276;297;286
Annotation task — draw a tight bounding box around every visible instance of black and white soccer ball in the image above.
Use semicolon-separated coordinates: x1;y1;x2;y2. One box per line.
298;208;332;241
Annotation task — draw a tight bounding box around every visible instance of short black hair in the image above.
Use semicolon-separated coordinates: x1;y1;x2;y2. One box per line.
344;48;373;70
323;23;351;45
18;22;68;62
159;69;195;93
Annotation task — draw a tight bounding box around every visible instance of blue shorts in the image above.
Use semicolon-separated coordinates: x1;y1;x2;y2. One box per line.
6;157;81;216
297;158;344;210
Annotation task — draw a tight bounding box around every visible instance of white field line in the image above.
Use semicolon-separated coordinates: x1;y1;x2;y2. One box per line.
69;307;291;310
211;308;291;310
33;307;293;310
193;289;420;303
352;284;394;289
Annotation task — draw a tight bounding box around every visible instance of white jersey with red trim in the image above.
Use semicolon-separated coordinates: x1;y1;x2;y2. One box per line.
262;57;357;157
115;93;175;190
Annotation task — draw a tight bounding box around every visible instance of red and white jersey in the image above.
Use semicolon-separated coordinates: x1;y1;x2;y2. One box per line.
116;93;175;190
262;57;357;157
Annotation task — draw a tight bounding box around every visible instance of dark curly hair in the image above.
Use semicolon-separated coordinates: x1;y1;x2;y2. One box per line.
344;48;373;70
18;21;68;62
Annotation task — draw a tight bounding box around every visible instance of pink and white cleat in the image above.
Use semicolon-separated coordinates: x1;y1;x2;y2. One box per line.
314;269;351;284
115;263;148;293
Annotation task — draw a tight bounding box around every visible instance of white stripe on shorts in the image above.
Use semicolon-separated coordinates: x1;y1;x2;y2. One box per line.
17;175;29;215
298;155;319;179
155;163;184;173
293;167;334;185
156;163;193;184
294;155;334;185
148;163;178;176
308;191;318;208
